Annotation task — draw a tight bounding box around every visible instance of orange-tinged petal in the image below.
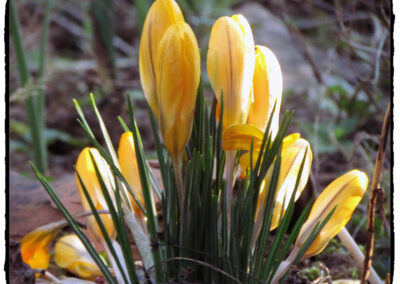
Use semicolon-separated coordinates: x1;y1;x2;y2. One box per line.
54;234;102;280
139;0;184;118
238;151;260;177
20;224;61;269
75;147;116;240
296;170;368;258
222;124;264;151
248;45;283;138
157;22;200;159
207;14;255;129
118;132;145;216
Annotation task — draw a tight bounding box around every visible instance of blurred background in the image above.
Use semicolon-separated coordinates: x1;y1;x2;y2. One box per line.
9;0;391;281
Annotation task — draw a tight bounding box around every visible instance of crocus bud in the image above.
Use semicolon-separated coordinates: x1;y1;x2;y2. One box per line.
118;131;145;216
253;134;312;237
54;234;102;279
248;45;282;138
139;0;184;118
207;14;255;129
269;134;312;229
21;223;61;270
296;170;368;258
157;22;200;159
75;147;116;240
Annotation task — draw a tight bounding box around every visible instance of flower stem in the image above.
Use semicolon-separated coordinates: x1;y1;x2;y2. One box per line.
338;228;382;284
225;150;235;251
270;246;299;284
172;155;185;246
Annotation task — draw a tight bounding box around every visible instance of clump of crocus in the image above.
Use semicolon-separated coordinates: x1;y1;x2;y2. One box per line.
207;14;255;129
54;234;103;280
20;223;62;270
248;45;283;139
139;0;184;119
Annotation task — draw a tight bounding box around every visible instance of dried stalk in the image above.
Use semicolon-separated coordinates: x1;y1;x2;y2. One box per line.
361;103;391;283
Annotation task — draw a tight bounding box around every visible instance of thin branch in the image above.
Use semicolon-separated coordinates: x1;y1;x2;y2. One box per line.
277;8;324;84
371;30;388;84
361;103;391;284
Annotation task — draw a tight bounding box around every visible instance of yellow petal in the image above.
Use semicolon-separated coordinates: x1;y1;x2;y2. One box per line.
238;151;260;177
54;234;102;280
207;14;255;129
222;124;264;151
118;132;145;216
248;45;283;138
75;147;116;240
296;170;368;258
139;0;184;118
157;22;200;159
20;223;62;269
252;134;312;230
271;134;312;229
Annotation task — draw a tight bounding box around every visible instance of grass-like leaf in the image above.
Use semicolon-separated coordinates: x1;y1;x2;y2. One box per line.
127;95;164;282
11;0;47;172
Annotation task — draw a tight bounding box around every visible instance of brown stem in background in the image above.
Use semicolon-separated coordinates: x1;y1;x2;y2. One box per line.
361;103;391;284
385;273;391;284
277;3;324;85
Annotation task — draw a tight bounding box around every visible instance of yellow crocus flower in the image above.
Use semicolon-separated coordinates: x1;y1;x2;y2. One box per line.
157;22;200;159
207;14;255;129
118;131;145;217
269;133;312;229
296;170;368;258
139;0;184;119
222;126;312;197
251;133;312;241
75;147;116;240
20;223;61;270
248;45;283;138
54;234;103;280
222;126;312;230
